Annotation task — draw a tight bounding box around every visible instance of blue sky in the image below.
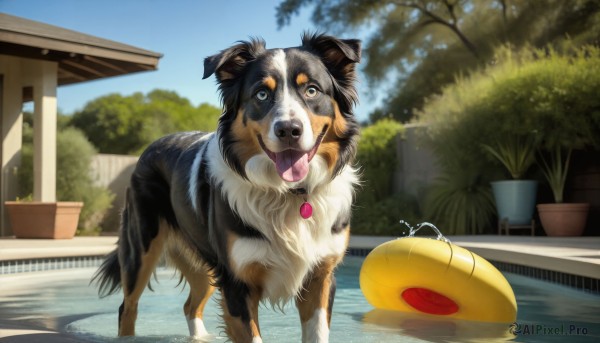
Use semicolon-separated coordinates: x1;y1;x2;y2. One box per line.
1;0;382;122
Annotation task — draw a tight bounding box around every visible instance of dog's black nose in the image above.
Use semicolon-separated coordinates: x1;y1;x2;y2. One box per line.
274;119;303;142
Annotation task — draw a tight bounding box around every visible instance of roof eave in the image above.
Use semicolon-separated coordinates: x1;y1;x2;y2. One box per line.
0;30;162;67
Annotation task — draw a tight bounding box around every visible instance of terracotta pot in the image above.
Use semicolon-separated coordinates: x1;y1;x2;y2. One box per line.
537;203;590;237
4;201;84;239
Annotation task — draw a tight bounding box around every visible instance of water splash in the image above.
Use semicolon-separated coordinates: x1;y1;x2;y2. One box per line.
399;220;451;243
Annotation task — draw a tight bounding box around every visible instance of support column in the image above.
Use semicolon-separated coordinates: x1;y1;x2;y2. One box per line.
0;56;23;235
33;61;57;202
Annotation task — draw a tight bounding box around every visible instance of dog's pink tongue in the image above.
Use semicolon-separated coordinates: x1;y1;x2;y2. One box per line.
275;150;309;182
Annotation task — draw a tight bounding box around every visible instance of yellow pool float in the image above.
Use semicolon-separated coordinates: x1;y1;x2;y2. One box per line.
360;237;517;323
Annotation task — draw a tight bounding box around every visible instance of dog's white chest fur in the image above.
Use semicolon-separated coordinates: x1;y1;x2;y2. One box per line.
229;220;348;302
203;137;357;303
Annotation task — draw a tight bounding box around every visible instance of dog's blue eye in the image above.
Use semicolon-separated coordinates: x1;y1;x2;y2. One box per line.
305;86;319;98
256;90;269;101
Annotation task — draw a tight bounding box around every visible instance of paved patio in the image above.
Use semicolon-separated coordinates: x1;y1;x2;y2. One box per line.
0;236;117;260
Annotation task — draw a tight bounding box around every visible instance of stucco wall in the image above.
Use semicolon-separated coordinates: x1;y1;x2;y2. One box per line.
393;124;439;197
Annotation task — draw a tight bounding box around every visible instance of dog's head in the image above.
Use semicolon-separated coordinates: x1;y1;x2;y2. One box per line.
203;33;360;187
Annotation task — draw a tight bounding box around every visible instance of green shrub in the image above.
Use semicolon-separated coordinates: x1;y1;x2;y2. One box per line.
356;118;404;201
423;167;496;235
419;44;600;167
19;122;115;235
416;44;600;233
352;192;421;236
353;119;421;235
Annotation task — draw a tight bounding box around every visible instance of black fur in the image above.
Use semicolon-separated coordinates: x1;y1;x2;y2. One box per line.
94;249;121;297
93;33;361;341
204;38;267;179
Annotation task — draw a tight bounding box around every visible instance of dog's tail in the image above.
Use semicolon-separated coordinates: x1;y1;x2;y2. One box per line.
92;248;122;297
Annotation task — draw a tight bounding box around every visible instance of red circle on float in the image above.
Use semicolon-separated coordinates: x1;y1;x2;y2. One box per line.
401;287;459;315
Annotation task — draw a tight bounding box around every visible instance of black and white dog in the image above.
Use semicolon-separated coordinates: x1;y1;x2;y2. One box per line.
94;33;361;343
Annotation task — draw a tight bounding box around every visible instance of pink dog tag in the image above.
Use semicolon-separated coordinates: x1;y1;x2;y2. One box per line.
300;201;313;219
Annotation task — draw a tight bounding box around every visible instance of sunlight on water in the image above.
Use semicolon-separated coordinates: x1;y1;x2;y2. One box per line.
1;259;599;342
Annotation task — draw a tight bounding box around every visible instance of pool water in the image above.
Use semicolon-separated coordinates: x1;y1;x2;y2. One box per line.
1;256;598;342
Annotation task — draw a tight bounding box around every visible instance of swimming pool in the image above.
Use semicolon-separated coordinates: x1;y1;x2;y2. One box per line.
1;256;598;342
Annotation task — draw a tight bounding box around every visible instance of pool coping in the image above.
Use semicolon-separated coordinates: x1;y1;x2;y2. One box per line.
1;235;599;277
349;235;600;279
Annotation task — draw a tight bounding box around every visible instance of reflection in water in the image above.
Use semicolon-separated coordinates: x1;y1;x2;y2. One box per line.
363;309;514;343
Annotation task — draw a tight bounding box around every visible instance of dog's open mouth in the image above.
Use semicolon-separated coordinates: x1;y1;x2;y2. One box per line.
258;126;327;182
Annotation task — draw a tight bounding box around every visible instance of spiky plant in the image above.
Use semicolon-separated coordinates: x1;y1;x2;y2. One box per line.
423;167;496;235
538;146;572;203
482;135;537;179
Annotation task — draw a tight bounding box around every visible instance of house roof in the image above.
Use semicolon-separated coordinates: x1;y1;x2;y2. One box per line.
0;13;163;86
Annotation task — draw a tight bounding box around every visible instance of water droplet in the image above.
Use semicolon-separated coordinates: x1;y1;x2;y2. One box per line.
398;220;450;242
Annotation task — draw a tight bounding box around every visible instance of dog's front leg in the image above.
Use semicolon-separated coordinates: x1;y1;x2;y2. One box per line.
220;280;262;343
296;257;339;343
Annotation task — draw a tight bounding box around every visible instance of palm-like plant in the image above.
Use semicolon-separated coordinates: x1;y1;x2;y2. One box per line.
424;167;496;235
482;136;537;179
537;146;572;203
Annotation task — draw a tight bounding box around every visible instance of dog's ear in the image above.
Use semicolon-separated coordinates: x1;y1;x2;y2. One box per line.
301;33;361;114
203;38;266;81
302;33;361;67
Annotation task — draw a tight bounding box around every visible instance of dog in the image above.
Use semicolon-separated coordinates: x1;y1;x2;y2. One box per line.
94;33;361;343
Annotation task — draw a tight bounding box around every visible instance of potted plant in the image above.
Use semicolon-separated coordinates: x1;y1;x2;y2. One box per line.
536;146;589;236
5;125;101;239
5;198;83;239
483;135;538;226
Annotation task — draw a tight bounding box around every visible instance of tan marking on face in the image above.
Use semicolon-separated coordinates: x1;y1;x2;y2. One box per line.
231;109;270;166
311;101;347;172
296;73;309;86
309;112;333;142
263;76;277;91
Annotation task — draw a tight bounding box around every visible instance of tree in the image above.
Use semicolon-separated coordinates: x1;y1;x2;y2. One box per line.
70;93;144;154
277;0;600;122
70;89;221;154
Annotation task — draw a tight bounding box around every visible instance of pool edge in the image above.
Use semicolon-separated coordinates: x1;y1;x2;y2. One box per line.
1;235;599;295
